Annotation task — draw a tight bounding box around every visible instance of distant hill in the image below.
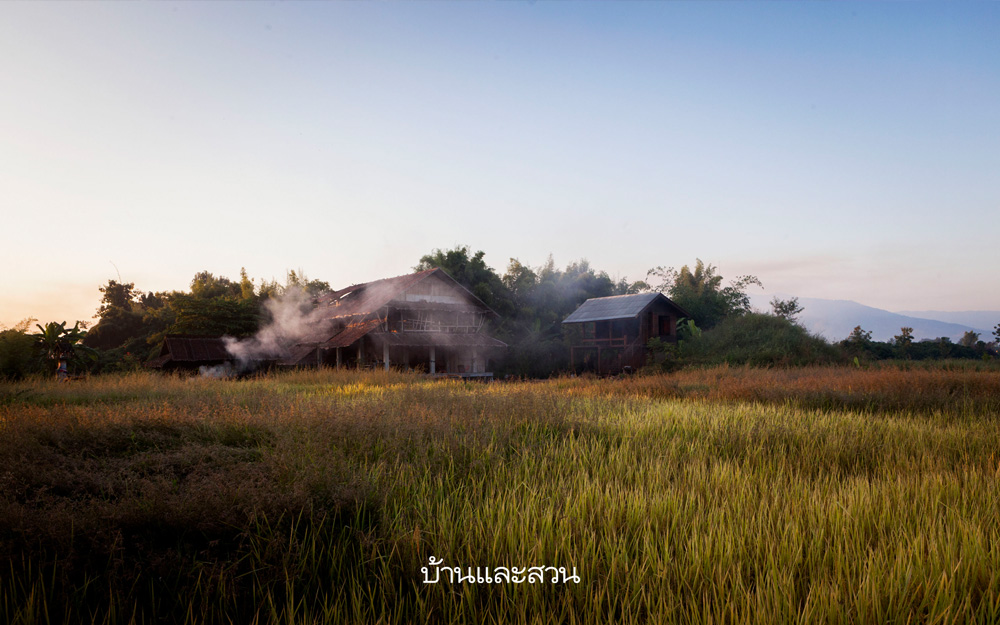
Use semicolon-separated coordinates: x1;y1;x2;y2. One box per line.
749;295;987;343
896;311;998;336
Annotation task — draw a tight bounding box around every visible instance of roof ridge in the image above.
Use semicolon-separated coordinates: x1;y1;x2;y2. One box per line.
334;268;438;291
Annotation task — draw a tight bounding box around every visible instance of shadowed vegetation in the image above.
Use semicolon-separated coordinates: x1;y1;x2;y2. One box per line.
3;367;1000;623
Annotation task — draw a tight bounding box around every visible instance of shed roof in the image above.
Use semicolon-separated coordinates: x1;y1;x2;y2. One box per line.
562;293;688;324
147;335;231;368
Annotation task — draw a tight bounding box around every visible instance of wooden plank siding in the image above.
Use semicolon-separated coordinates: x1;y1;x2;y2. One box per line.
564;293;687;374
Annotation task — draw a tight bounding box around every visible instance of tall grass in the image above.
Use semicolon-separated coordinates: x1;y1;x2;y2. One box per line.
587;363;1000;417
2;367;1000;623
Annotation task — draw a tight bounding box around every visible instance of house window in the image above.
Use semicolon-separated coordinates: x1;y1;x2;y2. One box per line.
659;316;671;336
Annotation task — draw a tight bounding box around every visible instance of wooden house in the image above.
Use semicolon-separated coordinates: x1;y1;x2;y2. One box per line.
147;335;232;370
562;292;688;373
281;268;507;378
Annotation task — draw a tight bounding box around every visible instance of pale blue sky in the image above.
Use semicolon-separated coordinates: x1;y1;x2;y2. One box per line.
1;2;998;327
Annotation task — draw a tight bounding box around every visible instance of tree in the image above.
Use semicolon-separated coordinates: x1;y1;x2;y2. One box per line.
166;295;259;337
847;326;872;346
258;278;282;300
502;259;538;312
770;297;804;323
893;327;914;358
190;271;240;299
613;277;649;295
646;259;762;329
138;291;165;310
285;269;331;297
96;280;137;318
994;323;1000;345
239;267;256;300
937;336;953;359
0;318;38;379
87;280;171;358
959;331;980;348
84;305;147;351
416;246;514;317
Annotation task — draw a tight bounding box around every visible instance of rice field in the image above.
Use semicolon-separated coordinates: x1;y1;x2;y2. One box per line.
2;365;1000;624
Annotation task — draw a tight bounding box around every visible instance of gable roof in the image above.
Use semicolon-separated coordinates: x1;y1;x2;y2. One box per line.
315;268;497;320
146;335;231;368
562;292;689;324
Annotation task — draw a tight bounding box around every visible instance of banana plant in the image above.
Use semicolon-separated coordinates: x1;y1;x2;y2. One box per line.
32;321;98;375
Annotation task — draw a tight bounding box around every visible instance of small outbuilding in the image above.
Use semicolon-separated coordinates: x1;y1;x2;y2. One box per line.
146;335;232;370
562;292;688;373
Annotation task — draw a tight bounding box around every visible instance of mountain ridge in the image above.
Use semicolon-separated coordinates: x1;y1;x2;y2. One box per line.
747;295;994;343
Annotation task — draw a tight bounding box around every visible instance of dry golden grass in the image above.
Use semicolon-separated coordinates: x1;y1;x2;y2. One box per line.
565;363;1000;417
2;365;1000;624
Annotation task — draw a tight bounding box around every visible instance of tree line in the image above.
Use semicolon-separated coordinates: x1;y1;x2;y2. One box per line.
2;247;998;379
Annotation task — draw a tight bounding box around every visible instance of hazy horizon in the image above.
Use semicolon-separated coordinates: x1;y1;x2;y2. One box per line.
2;2;998;328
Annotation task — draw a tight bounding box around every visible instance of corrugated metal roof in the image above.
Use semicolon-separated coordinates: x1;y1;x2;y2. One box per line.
278;344;318;367
147;335;231;367
562;293;686;324
145;354;172;368
160;336;231;361
277;319;384;366
372;332;507;349
322;319;384;348
314;268;497;320
316;270;433;319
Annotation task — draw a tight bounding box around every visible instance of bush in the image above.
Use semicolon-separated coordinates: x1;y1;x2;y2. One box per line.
684;313;838;367
0;326;40;379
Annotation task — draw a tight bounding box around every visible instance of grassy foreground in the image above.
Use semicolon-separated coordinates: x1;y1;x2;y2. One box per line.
2;366;1000;624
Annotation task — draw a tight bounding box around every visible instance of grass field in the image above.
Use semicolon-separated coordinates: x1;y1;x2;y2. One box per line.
3;365;1000;624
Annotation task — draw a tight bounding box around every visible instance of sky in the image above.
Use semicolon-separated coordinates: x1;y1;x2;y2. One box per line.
1;1;998;328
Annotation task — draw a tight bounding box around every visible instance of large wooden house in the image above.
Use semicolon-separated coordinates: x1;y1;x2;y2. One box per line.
281;268;507;377
562;292;688;373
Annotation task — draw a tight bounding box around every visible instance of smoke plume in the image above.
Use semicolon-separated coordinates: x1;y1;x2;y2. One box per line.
223;287;333;371
199;363;233;379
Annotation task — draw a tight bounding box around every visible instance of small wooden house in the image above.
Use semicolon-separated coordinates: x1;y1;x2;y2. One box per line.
281;268;507;378
562;292;688;373
147;335;232;370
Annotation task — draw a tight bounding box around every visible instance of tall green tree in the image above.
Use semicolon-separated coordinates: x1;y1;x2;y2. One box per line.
96;280;137;318
166;295;259;337
416;246;514;317
647;259;762;328
959;331;980;348
893;327;914;358
284;269;331;296
190;271;241;300
843;325;872;356
239;268;256;300
502;258;538;313
86;279;171;360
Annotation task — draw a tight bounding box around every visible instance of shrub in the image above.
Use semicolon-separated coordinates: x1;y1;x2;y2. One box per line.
0;325;40;379
684;313;838;367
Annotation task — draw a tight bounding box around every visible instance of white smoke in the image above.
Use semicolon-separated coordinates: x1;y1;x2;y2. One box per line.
223;287;333;370
199;363;233;379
